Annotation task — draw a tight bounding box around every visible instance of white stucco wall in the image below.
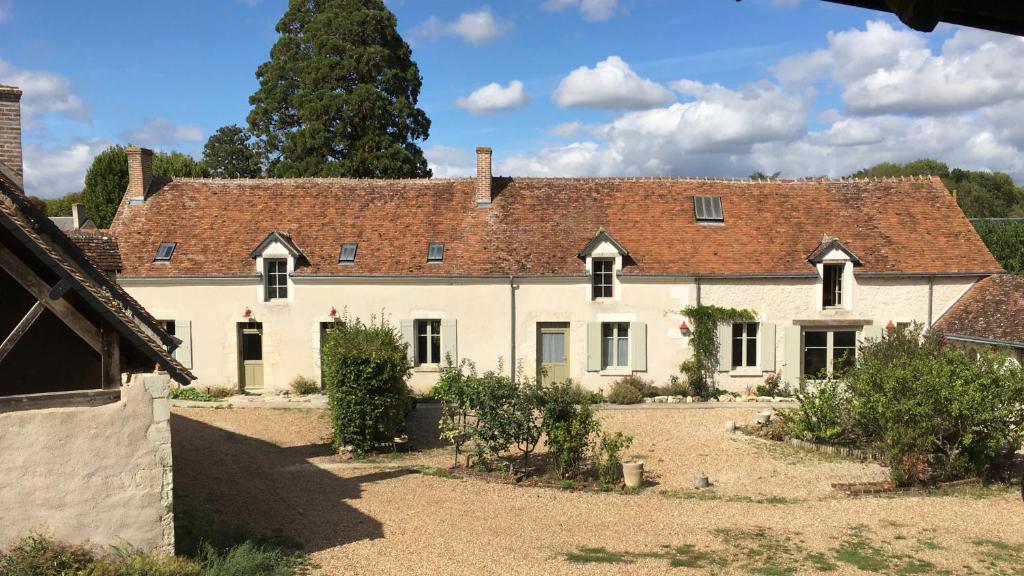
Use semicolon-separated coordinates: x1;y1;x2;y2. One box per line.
120;273;980;395
0;374;174;553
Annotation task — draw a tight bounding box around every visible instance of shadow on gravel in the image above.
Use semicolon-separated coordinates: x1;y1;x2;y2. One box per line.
171;413;413;554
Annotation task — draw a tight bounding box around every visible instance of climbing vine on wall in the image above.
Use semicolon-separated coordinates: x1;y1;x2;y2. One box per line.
679;305;756;398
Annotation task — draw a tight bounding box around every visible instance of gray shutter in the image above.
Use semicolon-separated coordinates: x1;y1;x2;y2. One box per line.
630;321;647;372
174;320;192;369
782;326;801;387
587;322;601;372
862;325;883;343
759;322;776;372
400;319;415;365
717;323;732;372
441;319;458;366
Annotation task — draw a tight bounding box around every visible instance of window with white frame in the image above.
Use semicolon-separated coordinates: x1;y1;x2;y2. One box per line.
415;320;442;365
601;322;629;369
731;322;759;368
264;258;288;300
823;263;844;308
803;329;856;377
592;258;614;299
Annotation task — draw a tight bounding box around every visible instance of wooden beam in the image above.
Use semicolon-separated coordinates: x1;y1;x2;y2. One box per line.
101;328;120;389
0;243;101;353
48;277;73;300
0;301;45;364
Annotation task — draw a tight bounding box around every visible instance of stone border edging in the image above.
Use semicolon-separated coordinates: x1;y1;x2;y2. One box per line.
784;438;884;462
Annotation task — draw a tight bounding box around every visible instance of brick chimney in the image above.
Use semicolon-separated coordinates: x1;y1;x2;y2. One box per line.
126;146;153;201
475;146;492;207
0;85;24;189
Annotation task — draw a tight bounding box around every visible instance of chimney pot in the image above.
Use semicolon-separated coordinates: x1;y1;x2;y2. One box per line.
475;146;493;207
72;203;85;229
0;85;24;191
126;146;154;201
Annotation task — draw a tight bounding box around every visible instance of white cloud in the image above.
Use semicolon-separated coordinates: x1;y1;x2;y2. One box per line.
455;80;528;114
548;121;584;138
541;0;619;21
22;139;112;198
425;145;475;178
0;0;12;22
121;117;204;148
553;56;674;110
414;7;510;45
0;59;88;124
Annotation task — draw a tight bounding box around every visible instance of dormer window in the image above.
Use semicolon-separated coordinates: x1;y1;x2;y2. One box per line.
592;258;614;299
823;263;844;308
264;259;288;301
694;196;723;222
154;242;176;262
427;242;444;263
339;243;357;264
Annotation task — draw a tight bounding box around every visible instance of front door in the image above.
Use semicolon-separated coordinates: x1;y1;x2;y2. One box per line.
238;322;264;391
537;323;569;385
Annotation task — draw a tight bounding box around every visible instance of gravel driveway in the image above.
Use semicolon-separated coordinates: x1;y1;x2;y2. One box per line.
171;404;1024;575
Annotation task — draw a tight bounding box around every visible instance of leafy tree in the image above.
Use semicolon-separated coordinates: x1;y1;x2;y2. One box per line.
202;125;263;178
24;196;47;215
83;146;210;228
748;171;781;180
247;0;432;178
973;220;1024;275
541;380;602;480
43;191;85;217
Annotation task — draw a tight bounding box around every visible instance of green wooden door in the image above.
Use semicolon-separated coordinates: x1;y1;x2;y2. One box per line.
537;323;570;385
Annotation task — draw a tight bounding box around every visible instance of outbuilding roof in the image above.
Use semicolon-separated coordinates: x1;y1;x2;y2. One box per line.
110;175;1001;279
933;274;1024;348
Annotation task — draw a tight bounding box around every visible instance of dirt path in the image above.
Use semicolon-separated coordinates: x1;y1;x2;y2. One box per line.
171;405;1024;575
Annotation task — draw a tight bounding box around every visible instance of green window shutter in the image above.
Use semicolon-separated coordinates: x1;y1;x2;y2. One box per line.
441;319;458;366
630;321;647;372
782;326;801;386
400;319;415;365
759;322;776;372
717;322;732;372
587;322;601;372
174;320;192;369
862;325;883;343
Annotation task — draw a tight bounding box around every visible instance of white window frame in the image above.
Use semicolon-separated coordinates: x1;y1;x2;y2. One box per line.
601;322;630;370
801;329;858;378
592;258;614;300
415;319;442;366
264;258;288;301
822;263;844;308
732;322;759;369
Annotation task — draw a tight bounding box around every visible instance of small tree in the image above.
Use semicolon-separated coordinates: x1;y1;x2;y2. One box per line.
469;369;518;466
321;316;411;456
541;380;602;479
83;145;129;229
202;125;263;178
433;357;479;467
679;305;755;397
508;369;545;473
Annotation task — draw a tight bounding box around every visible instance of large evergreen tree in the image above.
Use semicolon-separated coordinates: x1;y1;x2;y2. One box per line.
247;0;431;178
202;125;263;178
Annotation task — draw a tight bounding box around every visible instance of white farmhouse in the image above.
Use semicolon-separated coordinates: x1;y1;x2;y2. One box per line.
110;146;1002;394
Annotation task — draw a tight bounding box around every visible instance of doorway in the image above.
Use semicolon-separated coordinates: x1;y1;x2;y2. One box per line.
537;323;570;385
238;322;263;391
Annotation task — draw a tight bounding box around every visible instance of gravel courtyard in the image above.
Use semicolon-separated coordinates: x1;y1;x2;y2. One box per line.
171;404;1024;575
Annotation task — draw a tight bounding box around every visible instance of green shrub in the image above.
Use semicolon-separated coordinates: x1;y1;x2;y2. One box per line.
606;376;647;404
200;543;307;576
653;375;690;397
321;316;412;456
169;387;215;402
0;533;95;575
288;376;320;395
777;377;853;445
595;431;633;486
542;380;602;479
206;387;236;400
468;369;519;464
755;373;788;397
433;358;480;466
88;548;201;576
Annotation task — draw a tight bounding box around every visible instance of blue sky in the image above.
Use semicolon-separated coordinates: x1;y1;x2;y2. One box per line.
2;0;1023;197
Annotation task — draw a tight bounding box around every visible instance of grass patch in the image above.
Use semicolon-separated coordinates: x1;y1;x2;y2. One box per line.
657;488;795;505
419;467;463;480
564;546;634;565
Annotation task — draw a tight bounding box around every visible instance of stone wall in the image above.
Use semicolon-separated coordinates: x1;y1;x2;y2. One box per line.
0;373;174;553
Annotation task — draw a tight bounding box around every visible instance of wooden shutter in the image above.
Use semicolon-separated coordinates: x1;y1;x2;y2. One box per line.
400;319;415;365
174;320;192;369
630;321;647;371
759;322;776;372
782;326;801;387
441;319;458;365
717;323;732;372
587;322;601;372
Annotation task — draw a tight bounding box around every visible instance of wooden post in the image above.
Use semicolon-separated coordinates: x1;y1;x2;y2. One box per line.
101;328;120;389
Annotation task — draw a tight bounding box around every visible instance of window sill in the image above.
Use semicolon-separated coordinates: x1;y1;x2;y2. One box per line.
414;364;441;373
729;367;763;377
599;368;632;377
263;299;291;306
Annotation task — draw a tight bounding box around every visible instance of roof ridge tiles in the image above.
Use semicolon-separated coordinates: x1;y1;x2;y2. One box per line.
168;174;940;185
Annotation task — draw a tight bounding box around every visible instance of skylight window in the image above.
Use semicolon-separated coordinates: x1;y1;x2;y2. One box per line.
339;243;357;264
694;196;724;222
154;242;176;262
427;242;445;263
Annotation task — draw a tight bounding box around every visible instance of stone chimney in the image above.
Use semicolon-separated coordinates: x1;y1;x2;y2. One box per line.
72;203;86;229
0;85;24;189
475;146;492;207
126;146;154;201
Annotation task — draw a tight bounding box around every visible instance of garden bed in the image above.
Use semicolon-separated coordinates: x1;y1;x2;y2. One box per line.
832;477;982;497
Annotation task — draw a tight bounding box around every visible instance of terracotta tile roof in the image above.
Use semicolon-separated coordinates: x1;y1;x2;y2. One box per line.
110;175;1001;278
67;229;122;274
933;274;1024;346
0;179;193;383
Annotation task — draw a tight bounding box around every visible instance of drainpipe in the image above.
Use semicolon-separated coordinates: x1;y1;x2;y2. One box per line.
509;274;516;382
927;276;934;328
695;276;702;306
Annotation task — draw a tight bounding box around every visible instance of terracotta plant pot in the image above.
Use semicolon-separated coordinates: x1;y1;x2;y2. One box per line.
622;460;644;488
